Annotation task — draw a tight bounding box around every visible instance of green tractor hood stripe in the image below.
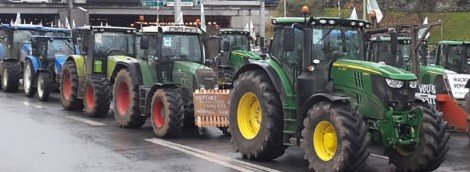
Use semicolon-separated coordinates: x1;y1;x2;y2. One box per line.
333;59;417;80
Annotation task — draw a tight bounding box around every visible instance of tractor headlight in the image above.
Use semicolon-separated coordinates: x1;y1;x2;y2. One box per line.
409;80;418;89
386;78;404;88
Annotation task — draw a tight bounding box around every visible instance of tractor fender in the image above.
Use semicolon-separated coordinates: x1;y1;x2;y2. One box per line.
296;93;351;134
111;61;143;85
66;55;86;77
143;83;180;115
25;55;40;73
233;62;286;100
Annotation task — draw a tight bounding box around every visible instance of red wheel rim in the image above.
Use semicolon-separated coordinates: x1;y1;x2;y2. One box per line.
86;85;94;109
116;81;130;116
63;71;72;101
152;100;164;128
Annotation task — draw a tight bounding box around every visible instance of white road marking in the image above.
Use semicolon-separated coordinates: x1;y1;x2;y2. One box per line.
65;116;106;126
145;138;282;172
23;101;43;108
370;153;389;160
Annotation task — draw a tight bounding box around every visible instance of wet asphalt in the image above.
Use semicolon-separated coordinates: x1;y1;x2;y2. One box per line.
0;90;469;172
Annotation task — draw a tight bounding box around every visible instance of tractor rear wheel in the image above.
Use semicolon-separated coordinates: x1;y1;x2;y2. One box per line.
23;60;36;97
83;76;111;117
150;89;184;138
229;70;286;160
386;103;449;171
113;69;146;128
36;72;51;101
60;60;83;110
302;101;369;172
2;61;20;92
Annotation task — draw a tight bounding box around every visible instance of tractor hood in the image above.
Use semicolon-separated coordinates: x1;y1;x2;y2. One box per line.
54;54;68;74
173;61;217;90
231;50;262;60
333;59;417;80
421;65;456;75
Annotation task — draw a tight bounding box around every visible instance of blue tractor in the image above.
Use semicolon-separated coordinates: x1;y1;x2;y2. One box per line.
0;24;42;92
23;27;73;101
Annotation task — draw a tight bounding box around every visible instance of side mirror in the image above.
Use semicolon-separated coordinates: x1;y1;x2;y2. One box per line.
283;28;295;52
140;36;149;50
222;40;230;52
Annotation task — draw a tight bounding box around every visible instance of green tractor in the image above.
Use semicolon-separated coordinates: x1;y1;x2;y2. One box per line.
111;25;229;137
228;16;448;171
367;25;470;136
214;29;258;86
60;26;137;117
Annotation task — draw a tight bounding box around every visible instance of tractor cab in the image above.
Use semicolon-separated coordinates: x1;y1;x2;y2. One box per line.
368;36;412;69
72;26;137;75
140;25;217;89
0;24;41;62
30;35;73;69
220;29;251;51
434;41;470;74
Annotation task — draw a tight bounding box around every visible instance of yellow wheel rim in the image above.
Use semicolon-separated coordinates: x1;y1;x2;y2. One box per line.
237;92;262;140
313;121;338;161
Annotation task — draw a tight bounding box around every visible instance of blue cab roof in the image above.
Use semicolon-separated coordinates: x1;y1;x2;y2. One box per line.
0;24;42;30
39;27;70;33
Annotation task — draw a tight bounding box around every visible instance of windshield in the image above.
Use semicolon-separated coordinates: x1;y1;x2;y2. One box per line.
14;30;35;44
156;34;203;62
371;39;429;69
311;27;362;60
441;44;470;73
47;39;74;58
94;32;135;57
221;34;250;51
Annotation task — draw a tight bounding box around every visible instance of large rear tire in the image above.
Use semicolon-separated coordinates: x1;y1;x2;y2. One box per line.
60;60;83;110
113;69;146;128
150;88;184;138
23;60;36;97
302;101;369;172
2;61;20;92
36;72;51;102
83;76;111;117
229;70;286;160
386;103;449;171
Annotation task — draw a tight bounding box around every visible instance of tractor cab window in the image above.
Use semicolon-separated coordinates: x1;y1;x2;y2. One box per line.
441;45;470;73
371;40;412;68
221;34;250;51
47;39;73;59
159;34;203;62
94;32;135;57
13;30;35;44
312;27;362;61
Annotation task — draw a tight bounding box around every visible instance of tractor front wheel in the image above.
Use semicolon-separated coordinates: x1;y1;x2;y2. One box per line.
83;76;111;117
2;61;20;92
36;72;51;101
150;89;184;138
60;60;83;110
386;103;449;171
302;101;369;172
113;69;146;128
23;60;36;97
229;70;286;160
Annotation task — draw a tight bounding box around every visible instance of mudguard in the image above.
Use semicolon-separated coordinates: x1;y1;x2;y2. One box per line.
25;55;41;73
67;55;86;77
299;93;351;118
143;83;180;115
233;61;286;100
107;56;141;84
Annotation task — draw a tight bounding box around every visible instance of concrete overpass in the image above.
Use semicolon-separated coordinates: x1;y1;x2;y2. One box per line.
0;1;277;30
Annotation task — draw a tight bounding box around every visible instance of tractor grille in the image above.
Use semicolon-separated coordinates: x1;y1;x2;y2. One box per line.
372;76;416;111
195;69;217;89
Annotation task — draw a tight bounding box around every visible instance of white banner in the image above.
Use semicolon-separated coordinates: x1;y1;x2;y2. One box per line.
445;74;470;99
